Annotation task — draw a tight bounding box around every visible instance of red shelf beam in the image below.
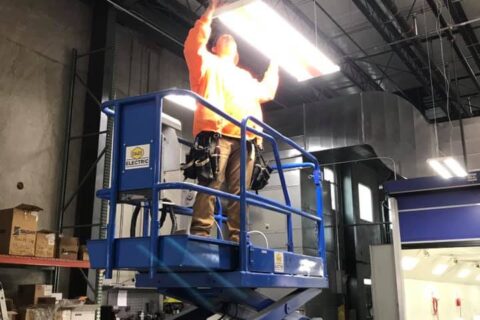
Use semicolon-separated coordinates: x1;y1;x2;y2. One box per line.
0;254;90;268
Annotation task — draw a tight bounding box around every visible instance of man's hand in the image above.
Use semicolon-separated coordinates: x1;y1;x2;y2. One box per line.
209;0;220;10
204;0;221;21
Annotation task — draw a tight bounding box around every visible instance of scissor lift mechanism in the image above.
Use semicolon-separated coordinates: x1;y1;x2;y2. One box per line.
87;89;328;320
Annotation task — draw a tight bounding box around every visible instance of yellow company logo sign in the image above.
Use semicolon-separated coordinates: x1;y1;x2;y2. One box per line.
131;147;144;159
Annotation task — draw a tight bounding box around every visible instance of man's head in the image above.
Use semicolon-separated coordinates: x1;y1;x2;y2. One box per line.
212;34;239;64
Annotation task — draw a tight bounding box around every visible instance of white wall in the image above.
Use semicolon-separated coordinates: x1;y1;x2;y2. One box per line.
405;279;480;320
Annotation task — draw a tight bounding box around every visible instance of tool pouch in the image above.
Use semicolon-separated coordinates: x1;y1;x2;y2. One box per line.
250;143;272;191
181;132;220;183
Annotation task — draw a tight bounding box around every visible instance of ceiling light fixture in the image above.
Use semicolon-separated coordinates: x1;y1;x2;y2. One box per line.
443;157;468;177
215;0;340;81
402;256;420;271
432;263;449;276
427;157;468;179
457;268;471;279
164;94;197;111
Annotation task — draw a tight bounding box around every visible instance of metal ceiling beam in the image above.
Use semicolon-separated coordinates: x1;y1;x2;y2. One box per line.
352;0;470;118
425;0;480;94
281;0;384;93
312;0;409;99
443;0;480;74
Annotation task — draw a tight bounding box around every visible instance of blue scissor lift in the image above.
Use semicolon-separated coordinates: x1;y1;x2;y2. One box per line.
87;89;328;320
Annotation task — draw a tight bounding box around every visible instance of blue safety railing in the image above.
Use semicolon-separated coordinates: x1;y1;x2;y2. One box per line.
99;88;325;279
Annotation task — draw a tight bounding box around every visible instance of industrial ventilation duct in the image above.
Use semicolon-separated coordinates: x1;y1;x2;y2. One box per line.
266;92;437;178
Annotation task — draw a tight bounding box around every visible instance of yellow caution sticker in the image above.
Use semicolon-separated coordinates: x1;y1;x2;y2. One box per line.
274;251;284;273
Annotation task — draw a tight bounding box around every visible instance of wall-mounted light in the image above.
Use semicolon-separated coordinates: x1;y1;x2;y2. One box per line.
215;0;340;81
427;157;467;179
165;94;197;111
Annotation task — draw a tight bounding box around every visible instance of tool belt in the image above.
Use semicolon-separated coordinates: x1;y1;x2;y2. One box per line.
250;143;272;191
181;132;221;183
181;132;271;190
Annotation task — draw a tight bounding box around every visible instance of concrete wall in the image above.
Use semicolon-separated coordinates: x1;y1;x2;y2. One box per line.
0;0;91;230
114;24;193;140
0;0;92;300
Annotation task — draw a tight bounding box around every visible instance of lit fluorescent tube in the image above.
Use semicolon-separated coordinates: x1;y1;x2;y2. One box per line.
215;0;340;81
427;158;453;179
432;263;449;276
402;256;419;271
165;94;197;111
443;157;468;177
457;268;471;279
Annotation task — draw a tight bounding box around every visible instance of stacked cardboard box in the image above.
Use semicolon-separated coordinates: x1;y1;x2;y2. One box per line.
57;236;79;260
35;231;56;258
0;204;83;260
22;301;97;320
0;204;42;256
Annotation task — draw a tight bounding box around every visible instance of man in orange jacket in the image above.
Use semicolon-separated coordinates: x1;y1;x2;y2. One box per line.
184;0;279;242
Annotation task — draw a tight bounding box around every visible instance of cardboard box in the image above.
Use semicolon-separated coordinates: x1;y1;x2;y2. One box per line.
55;309;71;320
35;231;56;258
57;236;79;260
56;305;98;320
0;204;42;256
17;284;53;307
50;293;63;302
24;306;53;320
78;245;89;261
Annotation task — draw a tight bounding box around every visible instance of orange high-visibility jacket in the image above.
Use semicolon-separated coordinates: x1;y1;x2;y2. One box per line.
184;15;279;140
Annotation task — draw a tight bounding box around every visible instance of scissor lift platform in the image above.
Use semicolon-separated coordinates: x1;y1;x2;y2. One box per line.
88;235;327;288
87;89;328;319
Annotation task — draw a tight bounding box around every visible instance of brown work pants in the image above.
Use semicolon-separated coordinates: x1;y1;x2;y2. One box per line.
190;136;254;242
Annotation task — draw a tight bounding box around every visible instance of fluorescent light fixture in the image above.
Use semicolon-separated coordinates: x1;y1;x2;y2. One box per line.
457;268;471;278
432;263;449;276
402;256;419;271
443;157;468;177
427;158;453;179
165;94;197;111
427;157;468;179
363;278;372;286
215;0;340;81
